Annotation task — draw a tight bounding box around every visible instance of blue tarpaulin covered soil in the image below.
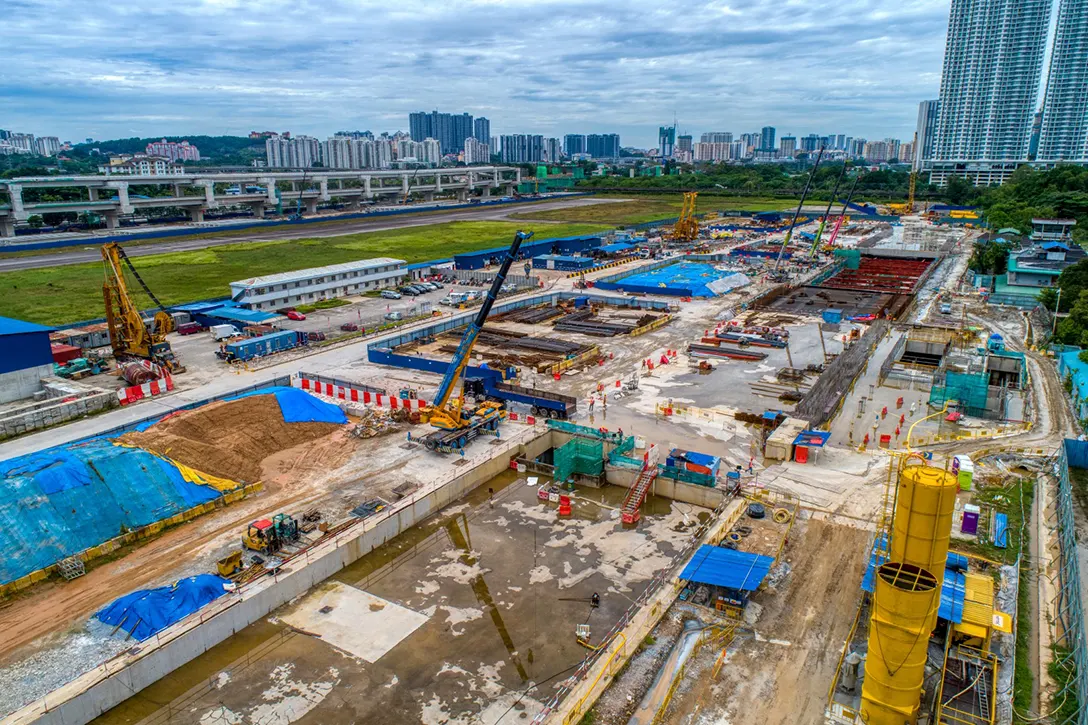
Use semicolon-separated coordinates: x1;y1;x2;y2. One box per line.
96;574;231;640
222;387;348;424
0;439;227;585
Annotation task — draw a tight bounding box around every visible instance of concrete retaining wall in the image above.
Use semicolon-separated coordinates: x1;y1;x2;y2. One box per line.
604;464;727;509
0;381;116;440
3;427;540;725
0;366;53;405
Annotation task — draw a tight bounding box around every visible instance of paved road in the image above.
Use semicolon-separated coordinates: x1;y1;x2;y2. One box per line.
0;269;602;461
0;196;623;272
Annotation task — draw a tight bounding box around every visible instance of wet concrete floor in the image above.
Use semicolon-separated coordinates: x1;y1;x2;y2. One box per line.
91;473;705;725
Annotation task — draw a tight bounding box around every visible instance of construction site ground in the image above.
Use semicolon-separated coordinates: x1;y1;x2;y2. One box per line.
89;474;707;725
0;394;526;715
588;515;871;725
5;217;1082;725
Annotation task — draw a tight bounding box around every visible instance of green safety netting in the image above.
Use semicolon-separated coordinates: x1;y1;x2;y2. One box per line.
553;438;603;483
929;371;990;417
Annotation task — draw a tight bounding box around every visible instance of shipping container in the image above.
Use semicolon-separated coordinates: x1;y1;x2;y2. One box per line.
51;343;82;365
532;255;596;272
219;330;301;362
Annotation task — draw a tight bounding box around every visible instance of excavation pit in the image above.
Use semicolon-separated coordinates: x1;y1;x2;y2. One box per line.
93;471;708;725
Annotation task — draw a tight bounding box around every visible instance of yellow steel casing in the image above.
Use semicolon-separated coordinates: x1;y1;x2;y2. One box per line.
892;463;958;591
860;562;941;725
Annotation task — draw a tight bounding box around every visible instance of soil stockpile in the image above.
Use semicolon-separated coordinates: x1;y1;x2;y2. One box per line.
120;394;344;483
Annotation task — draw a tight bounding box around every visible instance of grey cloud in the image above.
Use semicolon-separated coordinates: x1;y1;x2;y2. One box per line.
3;0;950;145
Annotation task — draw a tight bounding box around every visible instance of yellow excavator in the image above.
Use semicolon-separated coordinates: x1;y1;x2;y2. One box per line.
671;191;700;243
102;242;183;372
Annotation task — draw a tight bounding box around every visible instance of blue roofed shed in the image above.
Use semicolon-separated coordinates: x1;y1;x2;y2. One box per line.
0;316;55;403
680;545;774;595
598;242;635;255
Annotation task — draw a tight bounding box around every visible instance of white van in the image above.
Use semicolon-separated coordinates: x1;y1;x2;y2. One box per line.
211;324;237;341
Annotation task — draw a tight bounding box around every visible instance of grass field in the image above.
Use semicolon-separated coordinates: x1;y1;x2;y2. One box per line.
1;220;608;325
513;194;794;225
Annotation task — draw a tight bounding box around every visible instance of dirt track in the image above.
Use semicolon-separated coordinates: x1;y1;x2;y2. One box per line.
661;516;871;725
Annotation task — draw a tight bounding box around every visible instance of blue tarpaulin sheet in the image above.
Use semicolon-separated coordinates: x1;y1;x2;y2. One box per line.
0;440;225;585
993;513;1008;548
598;242;635;254
96;575;231;640
222;387;347;424
860;533;966;623
680;545;774;592
596;261;747;298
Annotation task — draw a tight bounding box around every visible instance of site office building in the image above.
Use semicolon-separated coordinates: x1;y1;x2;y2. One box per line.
230;257;407;310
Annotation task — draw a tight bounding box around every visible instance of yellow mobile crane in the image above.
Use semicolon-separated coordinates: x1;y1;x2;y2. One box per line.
102;242;183;372
671;191;700;243
416;231;533;453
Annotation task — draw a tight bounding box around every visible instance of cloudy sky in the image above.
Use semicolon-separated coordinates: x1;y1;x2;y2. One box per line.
4;0;951;146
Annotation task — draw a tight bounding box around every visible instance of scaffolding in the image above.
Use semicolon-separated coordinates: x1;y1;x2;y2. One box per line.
929;371;990;417
553;438;604;483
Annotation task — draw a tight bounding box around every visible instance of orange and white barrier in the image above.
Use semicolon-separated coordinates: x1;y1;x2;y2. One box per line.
294;374;428;409
117;365;174;406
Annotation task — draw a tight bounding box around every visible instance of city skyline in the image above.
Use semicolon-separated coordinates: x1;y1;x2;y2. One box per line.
4;0;951;146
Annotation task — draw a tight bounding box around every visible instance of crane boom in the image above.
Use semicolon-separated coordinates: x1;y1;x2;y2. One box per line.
432;230;533;410
772;146;824;272
826;175;861;248
809;163;849;258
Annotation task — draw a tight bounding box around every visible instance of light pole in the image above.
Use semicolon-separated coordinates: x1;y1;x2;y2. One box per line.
1052;286;1062;340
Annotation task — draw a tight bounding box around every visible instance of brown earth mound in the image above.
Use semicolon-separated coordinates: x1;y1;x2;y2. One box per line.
120;394;344;483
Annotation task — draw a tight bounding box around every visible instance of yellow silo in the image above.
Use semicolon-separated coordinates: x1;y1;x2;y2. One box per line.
860;562;941;725
892;461;958;594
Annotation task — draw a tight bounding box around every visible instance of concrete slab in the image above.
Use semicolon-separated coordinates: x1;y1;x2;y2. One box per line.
280;581;428;663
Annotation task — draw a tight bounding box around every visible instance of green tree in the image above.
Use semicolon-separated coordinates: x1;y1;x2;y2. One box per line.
1041;258;1088;312
26;215;44;228
967;239;1012;274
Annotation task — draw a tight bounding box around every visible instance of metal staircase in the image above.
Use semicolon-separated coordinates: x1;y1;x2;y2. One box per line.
621;467;658;525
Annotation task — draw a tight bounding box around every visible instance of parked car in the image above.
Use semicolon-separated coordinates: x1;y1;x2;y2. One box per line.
306;331;327;342
399;286;419;296
381;290;402;300
385;311;403;321
409;285;429;294
286;310;306;321
939;302;952;314
340;322;361;332
430;281;445;289
176;322;205;335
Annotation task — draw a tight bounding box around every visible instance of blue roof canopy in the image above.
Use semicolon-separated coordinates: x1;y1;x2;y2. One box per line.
0;316;52;335
793;430;830;447
206;306;279;324
599;242;635;253
680;544;774;592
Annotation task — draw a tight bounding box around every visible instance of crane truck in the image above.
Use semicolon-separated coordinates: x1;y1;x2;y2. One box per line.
416;230;534;453
102;242;184;372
